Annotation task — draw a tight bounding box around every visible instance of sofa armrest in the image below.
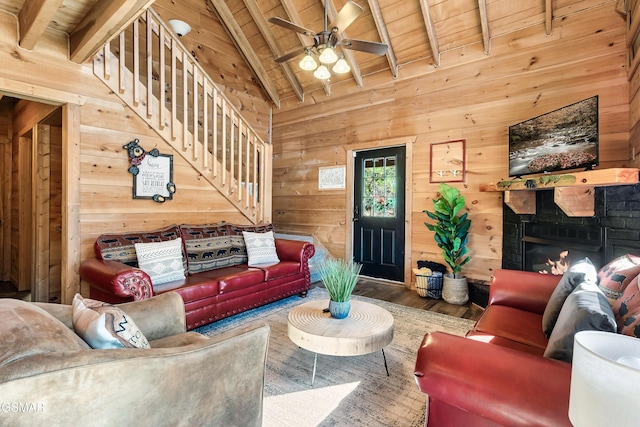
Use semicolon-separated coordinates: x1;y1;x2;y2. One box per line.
275;238;315;263
117;292;186;340
35;292;186;341
414;332;571;427
79;258;154;303
488;269;561;314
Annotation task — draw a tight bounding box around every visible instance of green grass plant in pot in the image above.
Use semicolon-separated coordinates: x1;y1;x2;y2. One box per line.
318;258;363;319
424;183;471;305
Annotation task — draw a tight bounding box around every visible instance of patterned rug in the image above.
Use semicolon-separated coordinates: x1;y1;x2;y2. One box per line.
195;287;475;427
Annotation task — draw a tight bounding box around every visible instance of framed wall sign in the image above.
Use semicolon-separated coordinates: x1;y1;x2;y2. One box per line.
430;139;466;183
124;138;177;203
318;165;346;190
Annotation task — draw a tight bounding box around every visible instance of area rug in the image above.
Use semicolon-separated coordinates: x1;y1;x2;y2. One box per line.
195;287;475;427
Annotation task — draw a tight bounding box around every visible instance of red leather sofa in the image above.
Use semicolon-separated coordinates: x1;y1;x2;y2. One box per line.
414;270;572;427
80;222;315;330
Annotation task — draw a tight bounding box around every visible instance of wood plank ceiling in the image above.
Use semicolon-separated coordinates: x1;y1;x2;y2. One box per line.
0;0;629;106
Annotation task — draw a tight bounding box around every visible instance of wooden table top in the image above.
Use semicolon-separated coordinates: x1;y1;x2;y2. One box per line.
287;299;394;356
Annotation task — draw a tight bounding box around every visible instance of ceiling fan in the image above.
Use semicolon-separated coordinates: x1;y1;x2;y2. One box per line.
268;1;388;79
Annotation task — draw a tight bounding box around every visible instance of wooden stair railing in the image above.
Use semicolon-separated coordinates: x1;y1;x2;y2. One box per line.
92;8;271;224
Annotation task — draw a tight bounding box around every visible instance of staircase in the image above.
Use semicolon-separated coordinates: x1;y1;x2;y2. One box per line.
93;8;271;224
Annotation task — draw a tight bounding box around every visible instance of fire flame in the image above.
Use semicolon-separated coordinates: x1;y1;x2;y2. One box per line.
540;250;569;275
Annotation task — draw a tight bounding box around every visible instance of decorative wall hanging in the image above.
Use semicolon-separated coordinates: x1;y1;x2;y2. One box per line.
430;139;466;183
318;166;346;190
124;138;176;203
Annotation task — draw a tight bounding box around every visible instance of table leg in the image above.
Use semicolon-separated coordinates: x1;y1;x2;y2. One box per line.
311;352;318;386
382;348;389;376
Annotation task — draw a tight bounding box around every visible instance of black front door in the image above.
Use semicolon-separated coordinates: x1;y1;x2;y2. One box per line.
353;146;405;281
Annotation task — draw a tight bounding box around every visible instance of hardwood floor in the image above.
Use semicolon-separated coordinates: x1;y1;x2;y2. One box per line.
321;277;484;322
0;281;30;300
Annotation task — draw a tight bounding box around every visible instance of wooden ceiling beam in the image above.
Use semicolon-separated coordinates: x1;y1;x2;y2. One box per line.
209;0;281;107
477;0;490;55
419;0;440;68
323;0;363;88
69;0;155;63
545;0;553;35
367;0;398;78
281;0;331;96
243;0;304;103
18;0;64;51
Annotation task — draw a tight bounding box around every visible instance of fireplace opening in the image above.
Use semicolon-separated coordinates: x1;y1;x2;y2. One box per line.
522;222;604;274
523;237;603;274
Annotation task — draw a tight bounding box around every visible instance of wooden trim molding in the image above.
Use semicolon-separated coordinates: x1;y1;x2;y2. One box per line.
61;103;81;304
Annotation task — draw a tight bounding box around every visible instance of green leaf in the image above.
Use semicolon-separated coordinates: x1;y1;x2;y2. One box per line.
422;183;472;276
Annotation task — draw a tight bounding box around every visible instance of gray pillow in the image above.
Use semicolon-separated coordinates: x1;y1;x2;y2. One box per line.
541;258;597;337
543;281;616;363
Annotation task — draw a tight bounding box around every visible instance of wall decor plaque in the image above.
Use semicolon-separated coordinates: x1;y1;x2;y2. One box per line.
124;138;177;203
430;139;466;183
318;165;346;190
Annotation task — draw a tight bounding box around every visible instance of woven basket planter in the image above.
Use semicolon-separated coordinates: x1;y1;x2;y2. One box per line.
415;271;443;299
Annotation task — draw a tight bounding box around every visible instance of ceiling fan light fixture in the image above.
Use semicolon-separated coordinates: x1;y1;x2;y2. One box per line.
299;52;318;71
318;47;338;64
333;58;350;74
313;65;331;80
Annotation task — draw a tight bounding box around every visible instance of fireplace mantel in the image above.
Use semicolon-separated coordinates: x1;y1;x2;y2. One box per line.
480;168;639;217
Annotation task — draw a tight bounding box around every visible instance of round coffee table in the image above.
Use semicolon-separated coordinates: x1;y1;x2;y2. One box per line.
288;299;394;384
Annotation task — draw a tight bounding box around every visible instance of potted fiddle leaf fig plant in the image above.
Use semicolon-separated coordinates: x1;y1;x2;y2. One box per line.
424;183;471;305
318;258;363;319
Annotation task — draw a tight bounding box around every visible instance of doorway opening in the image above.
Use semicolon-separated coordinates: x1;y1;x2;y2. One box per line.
0;96;63;302
352;146;406;282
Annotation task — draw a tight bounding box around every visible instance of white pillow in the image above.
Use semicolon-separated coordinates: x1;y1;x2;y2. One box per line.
242;230;280;266
134;238;186;285
72;294;150;349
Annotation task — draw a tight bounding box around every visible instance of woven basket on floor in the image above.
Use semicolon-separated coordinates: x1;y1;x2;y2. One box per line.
415;272;443;299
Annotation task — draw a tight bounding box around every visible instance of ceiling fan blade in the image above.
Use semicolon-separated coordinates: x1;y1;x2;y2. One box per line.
274;49;305;63
329;1;363;32
268;17;315;36
340;39;388;55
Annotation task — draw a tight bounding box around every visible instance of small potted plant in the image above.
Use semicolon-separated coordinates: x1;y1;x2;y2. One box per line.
423;183;471;305
318;258;363;318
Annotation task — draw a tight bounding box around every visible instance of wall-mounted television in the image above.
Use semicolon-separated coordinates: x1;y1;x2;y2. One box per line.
508;96;599;177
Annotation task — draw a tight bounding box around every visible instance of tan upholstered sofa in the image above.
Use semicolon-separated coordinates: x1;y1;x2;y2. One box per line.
0;292;269;426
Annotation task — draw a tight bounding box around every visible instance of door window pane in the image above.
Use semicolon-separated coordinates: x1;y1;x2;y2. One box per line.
362;155;396;217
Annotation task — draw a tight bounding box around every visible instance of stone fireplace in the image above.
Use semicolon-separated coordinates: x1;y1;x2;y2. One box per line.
503;183;640;273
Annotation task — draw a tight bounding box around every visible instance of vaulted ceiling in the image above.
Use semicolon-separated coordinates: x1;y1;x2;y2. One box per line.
0;0;628;107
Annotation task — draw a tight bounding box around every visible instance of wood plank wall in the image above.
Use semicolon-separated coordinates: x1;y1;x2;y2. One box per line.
629;0;640;167
271;3;630;284
152;0;271;139
0;7;271;299
0;102;10;283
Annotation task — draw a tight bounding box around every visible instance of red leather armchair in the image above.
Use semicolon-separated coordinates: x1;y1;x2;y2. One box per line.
414;270;572;427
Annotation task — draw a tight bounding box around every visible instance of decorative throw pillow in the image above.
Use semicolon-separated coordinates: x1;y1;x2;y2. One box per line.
134;238;186;285
597;254;640;303
544;281;616;363
242;230;280;266
181;223;248;273
612;277;640;337
541;257;597;337
95;224;185;270
72;294;150;349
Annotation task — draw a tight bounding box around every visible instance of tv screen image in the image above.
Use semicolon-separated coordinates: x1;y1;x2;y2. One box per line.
508;96;599;177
